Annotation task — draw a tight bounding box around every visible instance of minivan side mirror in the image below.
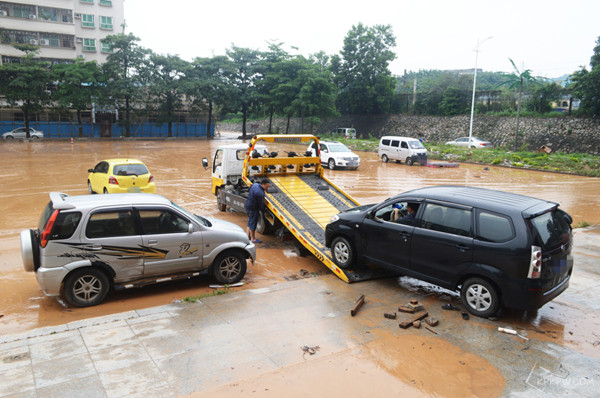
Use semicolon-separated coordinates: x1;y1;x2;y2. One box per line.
202;158;208;169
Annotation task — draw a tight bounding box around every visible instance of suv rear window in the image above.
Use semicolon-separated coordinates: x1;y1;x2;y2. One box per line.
530;210;571;249
86;210;137;238
50;212;82;240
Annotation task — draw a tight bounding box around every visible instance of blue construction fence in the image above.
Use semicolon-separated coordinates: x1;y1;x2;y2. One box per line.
0;121;214;138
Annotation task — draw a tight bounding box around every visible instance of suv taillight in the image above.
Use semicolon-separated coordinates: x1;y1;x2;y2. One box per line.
149;175;154;183
108;176;119;185
527;246;542;279
40;210;59;248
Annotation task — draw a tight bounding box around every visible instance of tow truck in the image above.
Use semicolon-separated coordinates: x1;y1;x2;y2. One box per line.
208;134;392;283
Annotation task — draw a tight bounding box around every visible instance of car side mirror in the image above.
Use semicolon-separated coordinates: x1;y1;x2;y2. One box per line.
188;223;194;233
202;158;208;169
88;169;94;173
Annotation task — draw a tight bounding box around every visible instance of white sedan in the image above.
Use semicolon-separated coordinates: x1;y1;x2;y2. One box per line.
446;137;492;148
2;127;44;140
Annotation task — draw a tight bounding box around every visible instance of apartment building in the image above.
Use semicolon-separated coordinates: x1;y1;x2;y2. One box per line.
0;0;124;65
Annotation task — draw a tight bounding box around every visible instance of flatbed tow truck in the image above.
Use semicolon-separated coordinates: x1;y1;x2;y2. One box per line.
209;134;391;283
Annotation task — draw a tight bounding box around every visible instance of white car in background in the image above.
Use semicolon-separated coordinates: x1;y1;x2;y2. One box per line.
308;141;360;170
2;127;44;140
446;136;492;148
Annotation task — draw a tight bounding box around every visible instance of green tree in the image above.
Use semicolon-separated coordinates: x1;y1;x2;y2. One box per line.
53;60;103;137
526;82;564;113
0;44;53;138
500;58;539;151
439;86;469;116
101;33;150;137
570;36;600;117
225;45;261;138
255;42;291;133
185;55;234;138
331;23;396;115
145;53;188;137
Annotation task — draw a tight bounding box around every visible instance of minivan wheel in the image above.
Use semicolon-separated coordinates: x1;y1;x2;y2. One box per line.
328;158;336;170
381;154;389;163
406;157;414;166
212;251;247;284
331;237;354;269
63;268;110;307
460;277;500;318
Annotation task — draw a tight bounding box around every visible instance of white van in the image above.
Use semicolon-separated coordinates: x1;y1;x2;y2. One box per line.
330;128;357;139
378;136;428;166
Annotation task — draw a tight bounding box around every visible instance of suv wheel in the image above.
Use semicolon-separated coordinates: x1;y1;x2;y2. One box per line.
212;251;247;284
64;268;110;307
460;277;500;318
331;237;354;269
381;154;389;163
328;158;336;170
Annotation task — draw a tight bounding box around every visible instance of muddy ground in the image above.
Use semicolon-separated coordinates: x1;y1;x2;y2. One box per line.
0;134;599;396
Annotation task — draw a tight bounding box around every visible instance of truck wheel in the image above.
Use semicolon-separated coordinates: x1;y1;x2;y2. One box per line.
256;211;270;234
331;237;354;269
63;268;110;307
216;188;226;212
460;277;500;318
328;158;336;170
381;154;389;163
212;251;247;284
406;157;414;166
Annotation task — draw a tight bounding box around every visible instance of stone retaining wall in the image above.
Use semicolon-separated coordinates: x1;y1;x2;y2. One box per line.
218;115;600;155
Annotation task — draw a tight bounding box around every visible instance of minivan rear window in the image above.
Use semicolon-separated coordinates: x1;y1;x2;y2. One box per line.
382;139;390;146
531;210;571;249
477;211;514;242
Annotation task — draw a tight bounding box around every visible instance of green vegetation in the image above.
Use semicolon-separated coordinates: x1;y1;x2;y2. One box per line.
182;288;230;303
333;135;600;177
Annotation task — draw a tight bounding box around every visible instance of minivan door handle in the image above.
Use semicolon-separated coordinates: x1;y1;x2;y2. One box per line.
455;244;471;252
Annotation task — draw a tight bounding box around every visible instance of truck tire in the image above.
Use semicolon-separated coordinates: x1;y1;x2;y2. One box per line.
216;188;227;212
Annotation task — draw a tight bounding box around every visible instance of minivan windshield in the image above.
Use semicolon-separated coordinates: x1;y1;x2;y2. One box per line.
531;210;571;249
408;141;425;149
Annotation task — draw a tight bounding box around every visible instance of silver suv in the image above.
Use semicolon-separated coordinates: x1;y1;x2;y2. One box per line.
21;192;256;307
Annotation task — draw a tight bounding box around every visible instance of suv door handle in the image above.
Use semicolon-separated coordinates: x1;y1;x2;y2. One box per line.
455;244;471;252
147;240;158;246
89;245;102;251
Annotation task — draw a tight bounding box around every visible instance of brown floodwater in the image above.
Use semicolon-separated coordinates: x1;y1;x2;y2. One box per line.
0;135;599;345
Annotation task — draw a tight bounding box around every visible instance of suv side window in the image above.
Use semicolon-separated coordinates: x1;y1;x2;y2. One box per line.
86;210;137;238
50;211;82;240
420;203;472;236
139;209;189;234
477;211;514;242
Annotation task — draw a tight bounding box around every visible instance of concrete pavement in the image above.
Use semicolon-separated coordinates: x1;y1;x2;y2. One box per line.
1;226;599;397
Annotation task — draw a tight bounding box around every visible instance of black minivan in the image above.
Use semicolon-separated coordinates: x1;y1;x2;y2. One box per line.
325;186;573;317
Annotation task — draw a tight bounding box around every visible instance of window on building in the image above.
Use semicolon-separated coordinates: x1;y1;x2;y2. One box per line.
101;41;112;53
81;14;94;28
100;0;113;6
80;0;94;4
83;38;96;52
100;16;113;30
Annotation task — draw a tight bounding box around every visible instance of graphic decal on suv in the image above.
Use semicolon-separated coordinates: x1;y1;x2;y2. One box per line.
57;242;169;259
179;243;199;257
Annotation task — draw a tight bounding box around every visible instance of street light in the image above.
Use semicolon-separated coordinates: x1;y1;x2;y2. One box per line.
468;36;493;144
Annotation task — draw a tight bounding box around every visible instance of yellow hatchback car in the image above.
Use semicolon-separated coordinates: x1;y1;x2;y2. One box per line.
87;159;156;194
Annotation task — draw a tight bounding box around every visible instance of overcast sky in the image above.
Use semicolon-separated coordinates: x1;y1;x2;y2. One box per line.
123;0;599;79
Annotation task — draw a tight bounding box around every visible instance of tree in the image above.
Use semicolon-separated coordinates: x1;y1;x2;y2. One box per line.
53;60;103;137
145;53;188;137
0;44;53;138
570;36;600;117
225;46;261;138
500;58;539;151
255;42;291;133
526;82;564;114
101;33;150;136
185;56;234;138
331;23;396;115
